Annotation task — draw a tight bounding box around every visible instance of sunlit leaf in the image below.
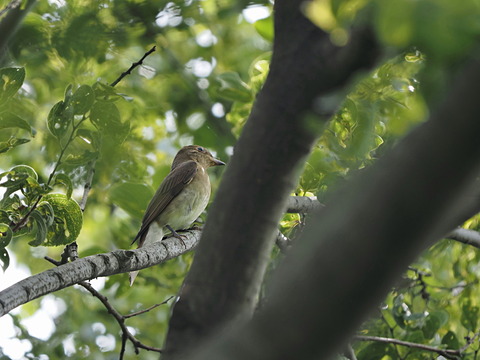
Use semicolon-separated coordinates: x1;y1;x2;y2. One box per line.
43;194;83;246
28;210;48;247
0;223;13;248
254;17;273;42
0;67;25;105
51;173;73;199
47;100;74;138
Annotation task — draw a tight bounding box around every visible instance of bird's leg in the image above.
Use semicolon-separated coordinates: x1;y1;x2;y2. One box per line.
166;225;187;248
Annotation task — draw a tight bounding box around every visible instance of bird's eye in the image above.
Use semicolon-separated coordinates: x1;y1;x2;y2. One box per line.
197;146;204;152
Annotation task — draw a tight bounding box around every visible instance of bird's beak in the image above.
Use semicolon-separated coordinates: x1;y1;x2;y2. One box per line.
212;157;226;166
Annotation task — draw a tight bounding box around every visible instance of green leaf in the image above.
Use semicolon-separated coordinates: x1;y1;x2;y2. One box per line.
76;129;101;150
52;173;73;199
461;300;479;331
90;100;121;131
28;210;48;247
357;341;395;360
216;72;253;103
109;182;154;218
0;247;9;271
0;67;25;105
0;210;10;224
442;330;460;349
71;85;95;115
10;165;38;181
0;137;30;153
0;112;35;136
422;311;448;339
92;81;121;99
47;100;74;138
43;194;83;246
254;17;274;42
37;201;55;226
63;150;99;166
0;223;13;248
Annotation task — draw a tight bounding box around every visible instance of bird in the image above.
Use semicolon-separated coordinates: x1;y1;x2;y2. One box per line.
129;145;225;285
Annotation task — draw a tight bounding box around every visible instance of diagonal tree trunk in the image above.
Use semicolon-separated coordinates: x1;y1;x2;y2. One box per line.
173;55;480;360
162;0;380;356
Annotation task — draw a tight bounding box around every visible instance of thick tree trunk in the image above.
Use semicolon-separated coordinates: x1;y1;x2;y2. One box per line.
170;56;480;360
162;0;379;357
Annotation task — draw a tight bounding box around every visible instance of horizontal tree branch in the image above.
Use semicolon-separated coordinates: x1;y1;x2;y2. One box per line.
285;196;324;213
446;227;480;248
0;230;200;317
353;335;461;359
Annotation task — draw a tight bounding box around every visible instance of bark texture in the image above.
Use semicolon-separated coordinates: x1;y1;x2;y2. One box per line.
173;56;480;360
162;0;379;356
0;231;199;316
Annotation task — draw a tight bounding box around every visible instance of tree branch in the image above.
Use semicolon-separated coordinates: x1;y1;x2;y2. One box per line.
162;0;380;354
109;45;156;87
0;230;200;317
353;335;461;360
0;0;37;64
447;227;480;248
173;55;480;360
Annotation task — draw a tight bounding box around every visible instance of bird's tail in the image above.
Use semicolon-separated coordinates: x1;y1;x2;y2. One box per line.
129;224;164;286
129;271;139;286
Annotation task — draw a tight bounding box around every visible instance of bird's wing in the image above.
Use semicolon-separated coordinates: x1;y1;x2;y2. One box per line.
132;160;198;245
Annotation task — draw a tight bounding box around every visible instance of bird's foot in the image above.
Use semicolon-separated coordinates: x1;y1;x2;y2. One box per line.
166;225;187;248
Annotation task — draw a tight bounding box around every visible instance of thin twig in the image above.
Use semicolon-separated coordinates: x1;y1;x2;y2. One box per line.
44;255;171;358
109;46;156;87
79;281;165;357
354;335;463;359
125;296;175;319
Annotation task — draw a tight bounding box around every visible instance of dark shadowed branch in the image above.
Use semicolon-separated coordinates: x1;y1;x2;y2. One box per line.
176;55;480;360
161;0;380;356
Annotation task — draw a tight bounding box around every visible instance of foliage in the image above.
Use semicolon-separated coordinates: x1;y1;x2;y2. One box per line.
0;0;480;359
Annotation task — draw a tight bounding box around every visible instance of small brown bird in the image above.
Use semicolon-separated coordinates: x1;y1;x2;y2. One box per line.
129;145;225;285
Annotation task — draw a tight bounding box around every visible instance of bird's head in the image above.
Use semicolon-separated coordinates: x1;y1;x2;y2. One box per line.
172;145;225;169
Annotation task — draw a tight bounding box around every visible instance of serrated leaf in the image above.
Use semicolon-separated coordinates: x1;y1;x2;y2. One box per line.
43;194;83;246
47;100;74;138
71;85;95;115
52;173;73;199
28;210;47;246
109;182;154;218
0;112;35;136
0;223;12;248
0;247;10;271
0;67;25;105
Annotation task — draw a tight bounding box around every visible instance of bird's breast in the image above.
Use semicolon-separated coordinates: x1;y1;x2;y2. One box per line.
157;167;211;230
